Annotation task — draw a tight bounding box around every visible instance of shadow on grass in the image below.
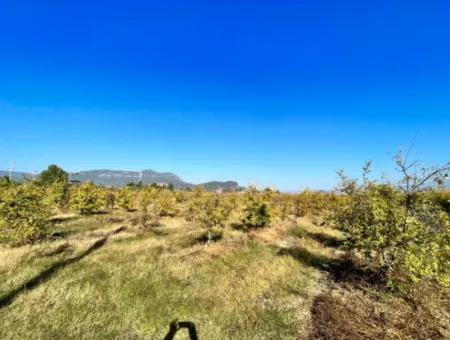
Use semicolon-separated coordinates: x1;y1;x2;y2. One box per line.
327;258;385;288
49;215;81;224
164;320;198;340
0;226;127;309
289;226;345;248
307;232;345;248
195;230;223;244
277;246;337;271
230;222;269;232
309;286;443;339
230;222;246;231
41;243;72;257
277;245;383;288
106;216;125;224
150;226;169;236
47;230;70;240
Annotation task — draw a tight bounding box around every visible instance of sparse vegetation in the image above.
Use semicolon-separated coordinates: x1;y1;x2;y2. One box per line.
0;161;449;339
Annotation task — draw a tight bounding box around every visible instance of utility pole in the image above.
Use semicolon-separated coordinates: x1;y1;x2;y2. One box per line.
8;161;15;181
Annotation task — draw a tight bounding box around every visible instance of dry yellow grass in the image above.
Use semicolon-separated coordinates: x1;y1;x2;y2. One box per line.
1;212;447;339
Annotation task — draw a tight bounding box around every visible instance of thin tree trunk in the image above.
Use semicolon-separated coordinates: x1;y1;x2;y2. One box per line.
207;229;212;246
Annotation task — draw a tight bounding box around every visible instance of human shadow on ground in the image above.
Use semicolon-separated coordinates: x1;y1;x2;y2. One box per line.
163;320;198;340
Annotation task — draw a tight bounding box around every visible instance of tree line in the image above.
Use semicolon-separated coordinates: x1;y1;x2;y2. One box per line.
0;154;449;291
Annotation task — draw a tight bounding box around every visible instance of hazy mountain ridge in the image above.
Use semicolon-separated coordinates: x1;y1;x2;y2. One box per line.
71;169;188;188
196;180;241;191
0;171;35;181
0;169;243;191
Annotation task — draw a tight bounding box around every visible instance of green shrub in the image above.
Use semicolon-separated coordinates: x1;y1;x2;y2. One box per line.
193;194;232;244
0;184;50;245
116;187;134;211
156;189;176;216
37;164;70;212
243;200;271;229
334;158;450;288
427;190;450;215
138;189;161;228
293;190;326;217
0;176;12;187
38;164;69;185
45;181;70;212
242;187;271;229
105;191;116;209
184;187;205;222
69;183;105;215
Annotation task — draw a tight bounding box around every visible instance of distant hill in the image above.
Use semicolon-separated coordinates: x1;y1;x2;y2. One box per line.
0;169;243;191
197;181;244;192
70;170;189;188
0;170;35;181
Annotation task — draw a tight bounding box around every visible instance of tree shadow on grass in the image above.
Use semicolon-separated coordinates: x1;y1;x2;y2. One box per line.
289;226;345;249
48;215;81;224
280;236;444;338
230;222;246;231
307;231;345;248
106;216;125;224
0;226;127;309
277;246;338;271
277;245;383;289
195;230;223;244
328;258;382;287
308;292;444;340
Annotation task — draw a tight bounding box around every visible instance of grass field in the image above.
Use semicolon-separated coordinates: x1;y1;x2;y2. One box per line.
0;213;448;339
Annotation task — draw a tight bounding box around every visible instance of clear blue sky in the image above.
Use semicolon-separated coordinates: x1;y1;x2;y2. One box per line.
0;1;449;190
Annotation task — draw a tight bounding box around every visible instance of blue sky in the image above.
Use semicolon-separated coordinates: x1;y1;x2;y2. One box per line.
0;1;449;190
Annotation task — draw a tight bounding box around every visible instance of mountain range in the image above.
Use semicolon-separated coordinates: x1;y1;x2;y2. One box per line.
0;169;243;191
